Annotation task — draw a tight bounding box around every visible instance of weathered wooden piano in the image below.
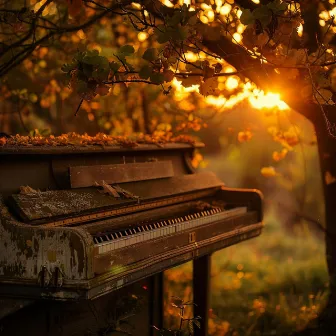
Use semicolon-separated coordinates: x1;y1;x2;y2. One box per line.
0;140;263;335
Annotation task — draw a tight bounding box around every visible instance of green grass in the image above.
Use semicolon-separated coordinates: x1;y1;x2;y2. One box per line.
164;208;328;335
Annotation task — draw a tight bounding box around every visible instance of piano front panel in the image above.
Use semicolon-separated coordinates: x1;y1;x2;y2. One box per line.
93;211;259;275
87;221;263;300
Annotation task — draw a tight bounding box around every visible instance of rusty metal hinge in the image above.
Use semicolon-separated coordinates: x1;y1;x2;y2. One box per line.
53;267;65;287
37;265;65;288
37;266;51;287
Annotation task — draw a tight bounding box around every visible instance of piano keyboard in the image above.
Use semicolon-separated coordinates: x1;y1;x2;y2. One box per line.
94;206;247;254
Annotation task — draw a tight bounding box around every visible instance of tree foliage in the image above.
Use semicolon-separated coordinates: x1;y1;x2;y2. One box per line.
1;0;336;138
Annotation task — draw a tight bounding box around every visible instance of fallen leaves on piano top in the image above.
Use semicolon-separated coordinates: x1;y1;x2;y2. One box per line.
94;180;139;199
0;132;197;148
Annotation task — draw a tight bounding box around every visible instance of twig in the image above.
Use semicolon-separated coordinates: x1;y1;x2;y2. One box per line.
75;99;84;116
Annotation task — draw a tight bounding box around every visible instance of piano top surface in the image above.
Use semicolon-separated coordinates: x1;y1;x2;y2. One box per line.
0;142;204;155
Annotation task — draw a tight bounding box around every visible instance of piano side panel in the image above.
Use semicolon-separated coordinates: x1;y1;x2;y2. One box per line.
0;201;94;284
218;187;264;221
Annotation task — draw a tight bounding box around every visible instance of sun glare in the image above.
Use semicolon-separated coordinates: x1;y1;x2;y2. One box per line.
249;91;289;110
172;76;289;112
226;77;239;90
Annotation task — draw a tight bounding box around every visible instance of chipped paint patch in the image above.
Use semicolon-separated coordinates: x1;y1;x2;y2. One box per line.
0;203;93;282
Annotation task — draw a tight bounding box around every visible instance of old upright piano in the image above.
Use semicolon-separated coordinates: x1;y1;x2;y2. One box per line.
0;138;263;336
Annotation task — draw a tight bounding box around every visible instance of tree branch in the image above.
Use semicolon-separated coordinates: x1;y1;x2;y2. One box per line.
0;0;133;78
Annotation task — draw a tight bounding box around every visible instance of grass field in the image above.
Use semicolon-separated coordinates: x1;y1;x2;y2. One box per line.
163;208;328;335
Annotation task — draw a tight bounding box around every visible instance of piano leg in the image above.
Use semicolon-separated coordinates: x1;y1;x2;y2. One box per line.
193;254;211;336
149;272;164;336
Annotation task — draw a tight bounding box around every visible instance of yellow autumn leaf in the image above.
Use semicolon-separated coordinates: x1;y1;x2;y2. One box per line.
180;76;202;88
237;130;253;143
199;77;218;96
325;171;336;185
261;166;279;177
314;88;333;104
272;148;288;162
301;85;313;99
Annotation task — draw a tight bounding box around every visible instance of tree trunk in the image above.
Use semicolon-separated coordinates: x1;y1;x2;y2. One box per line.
296;106;336;334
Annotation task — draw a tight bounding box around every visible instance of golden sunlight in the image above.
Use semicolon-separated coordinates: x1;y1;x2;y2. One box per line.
220;4;232;16
138;32;148;42
172;73;289;112
233;33;243;43
226;77;239;90
184;52;198;63
297;23;303;37
248;91;289;110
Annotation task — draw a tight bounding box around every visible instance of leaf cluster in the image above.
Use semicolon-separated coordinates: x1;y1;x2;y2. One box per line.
240;0;288;27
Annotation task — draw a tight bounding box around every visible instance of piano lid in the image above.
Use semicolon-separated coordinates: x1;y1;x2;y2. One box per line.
0;142;204;155
9;172;224;225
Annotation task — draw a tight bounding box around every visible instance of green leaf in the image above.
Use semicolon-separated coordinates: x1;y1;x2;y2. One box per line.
92;68;110;81
76;80;88;94
74;51;85;62
150;72;164;84
119;45;135;56
240;9;254;25
82;63;93;78
86;49;99;57
143;48;158;61
139;65;152;80
61;62;77;73
171;27;188;41
167;11;183;26
252;6;272;27
267;0;288;13
98;57;110;70
109;61;120;73
156;30;171;44
82;55;102;65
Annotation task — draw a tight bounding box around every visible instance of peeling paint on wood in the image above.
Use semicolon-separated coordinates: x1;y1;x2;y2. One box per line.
0;198;94;282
